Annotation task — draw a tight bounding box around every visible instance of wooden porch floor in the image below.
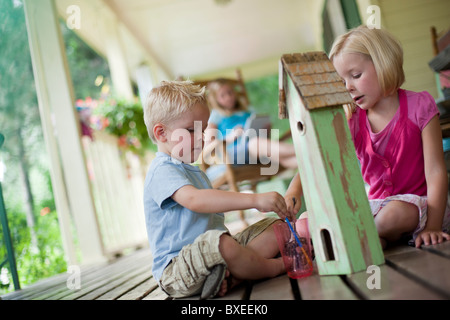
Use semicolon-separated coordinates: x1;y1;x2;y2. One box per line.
1;241;450;301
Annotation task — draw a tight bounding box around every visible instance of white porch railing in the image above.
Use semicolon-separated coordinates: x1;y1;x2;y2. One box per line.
81;131;152;256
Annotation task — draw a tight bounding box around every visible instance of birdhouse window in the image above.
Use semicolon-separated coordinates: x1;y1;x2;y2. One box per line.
297;120;306;135
320;228;336;261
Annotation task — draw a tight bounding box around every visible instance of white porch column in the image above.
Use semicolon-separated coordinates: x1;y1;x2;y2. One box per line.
103;17;134;100
326;0;348;37
135;64;154;106
23;0;105;265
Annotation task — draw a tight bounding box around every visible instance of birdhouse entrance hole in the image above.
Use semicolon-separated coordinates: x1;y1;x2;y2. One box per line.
296;121;305;135
320;228;335;261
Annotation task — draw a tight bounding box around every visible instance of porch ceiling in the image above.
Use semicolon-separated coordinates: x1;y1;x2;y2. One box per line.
57;0;323;80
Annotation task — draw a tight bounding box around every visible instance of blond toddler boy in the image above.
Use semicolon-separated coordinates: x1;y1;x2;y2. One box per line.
143;80;294;299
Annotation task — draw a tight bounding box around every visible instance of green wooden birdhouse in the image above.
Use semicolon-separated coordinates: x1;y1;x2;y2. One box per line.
279;52;384;275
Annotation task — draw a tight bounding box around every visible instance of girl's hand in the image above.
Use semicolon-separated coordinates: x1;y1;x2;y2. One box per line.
254;192;288;219
284;195;301;221
414;229;450;248
283;173;302;221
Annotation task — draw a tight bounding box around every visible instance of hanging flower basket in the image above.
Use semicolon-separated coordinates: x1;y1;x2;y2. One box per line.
76;97;156;156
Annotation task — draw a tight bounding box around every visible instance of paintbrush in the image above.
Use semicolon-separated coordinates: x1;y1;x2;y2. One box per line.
292;197;297;234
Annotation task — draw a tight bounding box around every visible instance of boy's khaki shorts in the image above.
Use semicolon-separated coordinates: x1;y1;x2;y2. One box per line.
159;217;279;298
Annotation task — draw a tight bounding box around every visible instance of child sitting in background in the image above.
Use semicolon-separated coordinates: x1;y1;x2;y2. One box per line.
143;80;295;299
205;78;298;169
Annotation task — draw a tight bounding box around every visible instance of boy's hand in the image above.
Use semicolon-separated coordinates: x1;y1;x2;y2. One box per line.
254;192;289;220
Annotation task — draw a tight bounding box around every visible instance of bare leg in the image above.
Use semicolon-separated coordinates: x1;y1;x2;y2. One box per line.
218;233;285;281
216;222;285;296
245;222;281;258
374;200;419;248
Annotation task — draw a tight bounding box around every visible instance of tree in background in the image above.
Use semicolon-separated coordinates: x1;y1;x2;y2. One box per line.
0;0;110;294
0;0;41;247
60;20;111;100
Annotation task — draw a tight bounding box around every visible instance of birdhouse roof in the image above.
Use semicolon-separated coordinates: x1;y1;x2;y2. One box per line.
281;52;353;110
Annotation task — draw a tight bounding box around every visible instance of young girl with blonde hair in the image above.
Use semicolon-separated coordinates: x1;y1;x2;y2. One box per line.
329;25;450;248
205;78;298;169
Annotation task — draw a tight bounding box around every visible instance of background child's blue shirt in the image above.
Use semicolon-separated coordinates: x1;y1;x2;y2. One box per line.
143;152;227;282
209;109;251;145
208;109;252;164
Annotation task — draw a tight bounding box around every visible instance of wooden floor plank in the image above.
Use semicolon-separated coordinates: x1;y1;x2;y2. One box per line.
0;249;151;300
250;275;295;300
421;241;450;259
1;272;70;300
96;269;153;300
57;263;138;299
383;245;418;258
296;270;358;300
1;263;107;300
54;250;151;300
142;286;170;300
385;246;450;299
37;264;113;300
117;277;159;300
74;257;150;299
4;243;450;301
78;263;153;300
345;264;444;300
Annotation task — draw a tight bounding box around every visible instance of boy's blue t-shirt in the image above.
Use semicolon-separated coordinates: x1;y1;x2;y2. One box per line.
143;152;227;282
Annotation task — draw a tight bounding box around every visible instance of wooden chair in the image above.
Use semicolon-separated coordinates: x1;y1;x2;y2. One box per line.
195;70;293;226
430;26;450;78
430;26;450;132
431;26;450;57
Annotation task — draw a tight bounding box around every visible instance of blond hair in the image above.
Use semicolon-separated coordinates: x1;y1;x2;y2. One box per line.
206;78;248;115
329;25;405;116
144;80;206;142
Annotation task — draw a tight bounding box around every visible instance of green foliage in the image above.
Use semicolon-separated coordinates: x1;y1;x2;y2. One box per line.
245;74;291;136
0;209;66;294
92;97;157;155
18;212;67;284
61;20;111;100
0;163;66;295
0;201;66;295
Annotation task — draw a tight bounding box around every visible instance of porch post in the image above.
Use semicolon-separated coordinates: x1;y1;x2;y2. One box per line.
23;0;106;265
135;64;155;106
103;16;134;100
